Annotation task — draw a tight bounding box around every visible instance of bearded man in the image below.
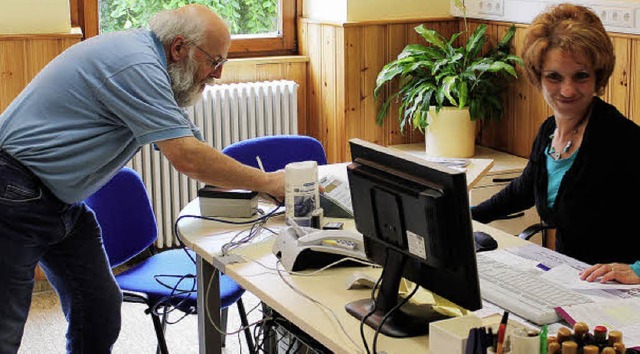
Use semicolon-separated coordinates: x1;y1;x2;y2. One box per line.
0;5;284;354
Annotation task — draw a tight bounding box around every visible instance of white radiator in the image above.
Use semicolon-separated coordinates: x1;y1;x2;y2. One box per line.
129;80;299;248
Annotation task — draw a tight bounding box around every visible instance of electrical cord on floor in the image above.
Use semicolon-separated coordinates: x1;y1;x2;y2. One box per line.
273;259;364;353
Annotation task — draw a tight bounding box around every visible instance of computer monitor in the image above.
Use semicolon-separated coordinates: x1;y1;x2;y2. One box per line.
345;139;482;338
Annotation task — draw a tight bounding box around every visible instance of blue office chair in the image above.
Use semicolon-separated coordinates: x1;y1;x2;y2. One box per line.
85;167;255;354
222;134;328;171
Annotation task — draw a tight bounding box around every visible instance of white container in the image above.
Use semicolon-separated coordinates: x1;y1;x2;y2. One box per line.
428;314;483;354
285;161;319;220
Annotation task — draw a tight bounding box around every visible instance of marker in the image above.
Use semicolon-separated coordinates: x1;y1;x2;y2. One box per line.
496;311;509;354
540;324;548;354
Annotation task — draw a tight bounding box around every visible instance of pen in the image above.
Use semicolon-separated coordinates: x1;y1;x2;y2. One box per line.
496;311;509;354
255;156;265;172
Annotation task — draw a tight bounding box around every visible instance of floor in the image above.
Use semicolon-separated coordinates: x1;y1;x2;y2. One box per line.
21;281;263;354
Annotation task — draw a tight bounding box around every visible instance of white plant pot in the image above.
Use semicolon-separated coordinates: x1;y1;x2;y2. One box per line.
424;107;476;158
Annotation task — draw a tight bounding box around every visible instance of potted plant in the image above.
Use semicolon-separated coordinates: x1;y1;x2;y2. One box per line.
373;19;522;158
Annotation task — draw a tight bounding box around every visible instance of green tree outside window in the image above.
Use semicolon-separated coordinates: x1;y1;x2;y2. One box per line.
99;0;278;35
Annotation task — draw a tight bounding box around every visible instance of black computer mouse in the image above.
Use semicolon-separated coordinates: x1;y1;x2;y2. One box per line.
473;231;498;252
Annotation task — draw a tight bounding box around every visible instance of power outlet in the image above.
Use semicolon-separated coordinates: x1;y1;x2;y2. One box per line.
478;0;504;16
593;6;634;28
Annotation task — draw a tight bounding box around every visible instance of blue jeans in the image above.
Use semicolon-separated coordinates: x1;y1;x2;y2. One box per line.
0;149;122;354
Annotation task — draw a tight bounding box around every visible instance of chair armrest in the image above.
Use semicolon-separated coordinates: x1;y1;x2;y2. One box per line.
518;223;553;241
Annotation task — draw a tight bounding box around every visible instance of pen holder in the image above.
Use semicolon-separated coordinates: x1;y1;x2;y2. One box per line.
510;330;540;354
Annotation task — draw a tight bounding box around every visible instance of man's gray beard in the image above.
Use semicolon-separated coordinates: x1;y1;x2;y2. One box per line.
168;57;202;107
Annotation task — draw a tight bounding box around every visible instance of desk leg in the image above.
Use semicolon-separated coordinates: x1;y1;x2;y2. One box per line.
197;255;222;354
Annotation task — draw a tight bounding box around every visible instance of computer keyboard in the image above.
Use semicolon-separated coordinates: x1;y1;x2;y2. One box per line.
476;253;593;325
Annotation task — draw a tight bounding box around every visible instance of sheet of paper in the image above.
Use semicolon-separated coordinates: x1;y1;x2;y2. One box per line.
556;297;640;349
482;249;540;271
506;244;590;270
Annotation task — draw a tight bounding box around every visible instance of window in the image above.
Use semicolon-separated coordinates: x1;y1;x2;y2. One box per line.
71;0;297;57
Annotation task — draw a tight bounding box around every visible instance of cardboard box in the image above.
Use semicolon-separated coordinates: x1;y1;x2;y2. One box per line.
428;314;483;354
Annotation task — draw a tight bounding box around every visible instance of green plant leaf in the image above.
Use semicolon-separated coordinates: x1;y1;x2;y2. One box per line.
373;19;522;132
415;25;447;51
466;24;487;59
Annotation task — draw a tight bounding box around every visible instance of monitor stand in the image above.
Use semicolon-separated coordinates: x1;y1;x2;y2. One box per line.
345;250;449;338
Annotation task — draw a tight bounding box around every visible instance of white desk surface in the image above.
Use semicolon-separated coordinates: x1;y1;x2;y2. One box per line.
386;144;494;189
388;143;525;176
177;163;524;354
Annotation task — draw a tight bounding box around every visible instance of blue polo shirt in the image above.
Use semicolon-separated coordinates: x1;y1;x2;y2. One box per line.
0;29;202;203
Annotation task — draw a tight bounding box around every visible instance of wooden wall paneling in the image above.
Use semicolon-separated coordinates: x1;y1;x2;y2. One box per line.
0;40;27;112
306;23;324;147
286;62;309;136
1;31;81;113
321;25;339;162
25;39;67;80
510;26;542;157
478;23;518;152
605;35;631;116
383;24;410;147
334;27;347;161
297;21;311;136
630;38;640;126
344;26;363;161
256;63;284;81
219;65;258;83
361;25;387;147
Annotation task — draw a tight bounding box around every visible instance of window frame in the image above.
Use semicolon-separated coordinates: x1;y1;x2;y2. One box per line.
70;0;298;57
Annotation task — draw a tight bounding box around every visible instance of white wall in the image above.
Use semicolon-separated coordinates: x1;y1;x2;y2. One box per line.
0;0;71;34
454;0;640;35
303;0;640;35
303;0;451;22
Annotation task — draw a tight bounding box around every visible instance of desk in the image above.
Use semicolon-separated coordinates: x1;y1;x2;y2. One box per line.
386;144;494;190
177;162;511;354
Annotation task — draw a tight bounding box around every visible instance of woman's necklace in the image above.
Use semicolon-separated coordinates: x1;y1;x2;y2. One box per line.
548;110;590;161
548;131;577;160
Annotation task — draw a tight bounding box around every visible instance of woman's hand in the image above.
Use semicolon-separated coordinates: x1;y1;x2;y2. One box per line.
579;263;640;285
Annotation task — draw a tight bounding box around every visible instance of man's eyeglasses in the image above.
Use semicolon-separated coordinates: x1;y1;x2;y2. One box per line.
193;45;228;70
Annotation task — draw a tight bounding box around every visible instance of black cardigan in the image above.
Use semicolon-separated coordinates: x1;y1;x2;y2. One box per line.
472;97;640;265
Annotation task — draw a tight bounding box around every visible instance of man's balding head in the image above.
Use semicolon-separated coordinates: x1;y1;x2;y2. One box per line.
148;4;230;50
148;5;231;107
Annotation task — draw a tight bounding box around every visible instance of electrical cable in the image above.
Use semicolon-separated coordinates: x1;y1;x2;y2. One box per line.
150;273;197;324
371;282;420;354
239;253;379;275
172;193;283;247
203;266;273;337
274;260;365;353
359;249;390;354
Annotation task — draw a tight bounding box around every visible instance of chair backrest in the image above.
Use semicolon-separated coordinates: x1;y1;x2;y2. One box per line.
85;167;158;268
221;135;328;171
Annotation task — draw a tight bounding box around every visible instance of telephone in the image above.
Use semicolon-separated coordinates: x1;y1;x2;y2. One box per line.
272;225;367;272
